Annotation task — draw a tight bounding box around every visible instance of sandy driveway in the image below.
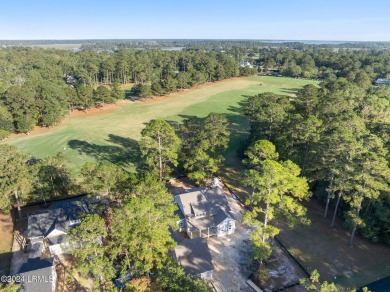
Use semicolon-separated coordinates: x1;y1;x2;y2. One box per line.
208;224;254;292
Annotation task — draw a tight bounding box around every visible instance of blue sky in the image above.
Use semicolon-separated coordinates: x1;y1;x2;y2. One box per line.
1;0;389;41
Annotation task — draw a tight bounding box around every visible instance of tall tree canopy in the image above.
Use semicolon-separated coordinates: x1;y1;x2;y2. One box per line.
0;144;32;217
140;119;181;181
242;140;310;261
68;214;115;291
181;113;230;185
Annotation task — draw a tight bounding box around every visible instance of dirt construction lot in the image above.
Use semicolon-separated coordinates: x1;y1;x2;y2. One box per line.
277;199;390;289
0;213;14;276
208;224;254;292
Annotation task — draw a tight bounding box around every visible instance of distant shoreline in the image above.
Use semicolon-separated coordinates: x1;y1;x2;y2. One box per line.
1;39;389;45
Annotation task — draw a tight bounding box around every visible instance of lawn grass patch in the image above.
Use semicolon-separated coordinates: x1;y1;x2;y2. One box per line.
120;83;135;99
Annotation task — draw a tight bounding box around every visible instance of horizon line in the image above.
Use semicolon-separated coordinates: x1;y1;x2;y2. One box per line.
1;38;389;43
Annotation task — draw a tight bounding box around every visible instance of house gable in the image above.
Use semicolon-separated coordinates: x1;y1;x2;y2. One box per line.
45;227;67;238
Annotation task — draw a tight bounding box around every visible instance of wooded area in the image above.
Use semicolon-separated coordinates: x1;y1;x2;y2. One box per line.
0;47;244;136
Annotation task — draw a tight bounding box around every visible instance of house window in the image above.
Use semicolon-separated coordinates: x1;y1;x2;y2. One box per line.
228;224;232;230
180;221;184;227
69;219;81;226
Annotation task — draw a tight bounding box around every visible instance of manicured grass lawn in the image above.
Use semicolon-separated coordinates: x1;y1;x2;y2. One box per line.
4;76;317;174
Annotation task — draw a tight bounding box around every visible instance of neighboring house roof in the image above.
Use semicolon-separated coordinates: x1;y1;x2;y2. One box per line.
27;201;87;239
18;257;54;273
240;60;252;67
17;257;56;292
173;238;214;275
375;78;390;85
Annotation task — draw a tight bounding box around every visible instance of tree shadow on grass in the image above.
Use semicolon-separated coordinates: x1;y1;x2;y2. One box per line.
173;109;250;167
279;87;301;95
67;134;142;171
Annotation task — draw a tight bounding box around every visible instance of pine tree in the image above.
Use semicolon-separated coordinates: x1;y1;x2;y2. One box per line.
68;214;115;290
181;113;229;185
242;140;310;262
140;120;181;181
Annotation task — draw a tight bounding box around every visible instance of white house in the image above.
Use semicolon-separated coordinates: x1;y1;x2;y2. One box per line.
174;187;236;238
375;78;390;86
240;60;253;68
26;201;88;257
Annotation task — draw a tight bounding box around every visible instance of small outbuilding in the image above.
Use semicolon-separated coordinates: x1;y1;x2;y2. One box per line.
375;78;390;86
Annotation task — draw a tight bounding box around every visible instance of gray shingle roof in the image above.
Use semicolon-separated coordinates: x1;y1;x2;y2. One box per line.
17;258;56;292
187;216;216;230
174;238;214;275
213;208;231;226
174;190;211;217
27;201;86;239
202;187;231;213
27;209;68;239
47;234;67;246
187;208;233;230
174;187;231;217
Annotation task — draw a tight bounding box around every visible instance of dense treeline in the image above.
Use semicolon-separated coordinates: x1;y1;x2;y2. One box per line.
243;79;390;245
0;47;240;136
1;39;390;49
1;43;390;137
254;47;390;80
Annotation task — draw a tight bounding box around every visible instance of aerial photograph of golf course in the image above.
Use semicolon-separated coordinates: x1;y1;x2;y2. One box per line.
1;1;390;291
